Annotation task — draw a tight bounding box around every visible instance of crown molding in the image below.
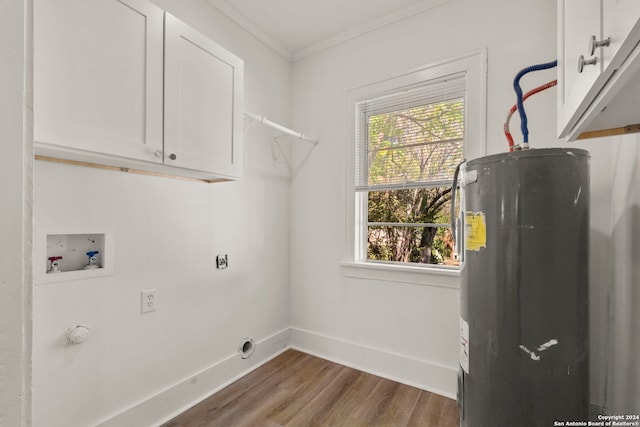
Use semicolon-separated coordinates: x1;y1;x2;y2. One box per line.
291;0;452;62
208;0;452;63
208;0;293;61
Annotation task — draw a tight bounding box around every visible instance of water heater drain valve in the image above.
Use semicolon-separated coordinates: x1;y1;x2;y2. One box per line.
84;251;101;270
48;256;63;273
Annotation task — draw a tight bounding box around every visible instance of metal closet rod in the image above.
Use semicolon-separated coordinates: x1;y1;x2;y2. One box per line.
244;111;319;145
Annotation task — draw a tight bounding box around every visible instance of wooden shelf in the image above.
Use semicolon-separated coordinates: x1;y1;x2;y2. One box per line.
577;123;640;140
35;155;229;184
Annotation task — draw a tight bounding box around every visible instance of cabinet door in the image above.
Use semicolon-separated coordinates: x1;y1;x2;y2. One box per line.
601;0;640;70
34;0;164;162
164;14;243;177
558;0;603;137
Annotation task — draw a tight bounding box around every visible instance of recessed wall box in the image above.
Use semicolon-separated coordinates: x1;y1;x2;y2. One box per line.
35;229;114;284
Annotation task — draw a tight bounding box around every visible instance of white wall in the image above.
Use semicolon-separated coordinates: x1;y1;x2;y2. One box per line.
0;0;33;425
290;0;613;403
30;0;628;423
607;134;640;414
32;1;292;426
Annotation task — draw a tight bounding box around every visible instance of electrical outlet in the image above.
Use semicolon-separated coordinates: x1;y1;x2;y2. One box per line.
141;289;157;314
216;254;228;270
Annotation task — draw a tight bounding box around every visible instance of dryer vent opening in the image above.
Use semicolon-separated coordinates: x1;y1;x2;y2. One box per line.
239;337;255;359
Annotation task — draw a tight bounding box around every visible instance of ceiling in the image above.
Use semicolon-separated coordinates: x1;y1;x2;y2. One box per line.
208;0;450;61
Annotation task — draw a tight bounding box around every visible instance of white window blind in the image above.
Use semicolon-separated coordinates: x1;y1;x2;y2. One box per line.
355;72;466;192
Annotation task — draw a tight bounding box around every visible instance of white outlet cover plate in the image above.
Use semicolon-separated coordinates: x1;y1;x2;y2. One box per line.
141;289;157;314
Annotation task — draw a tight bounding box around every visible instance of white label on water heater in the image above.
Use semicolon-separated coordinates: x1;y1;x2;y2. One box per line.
460;317;470;374
462;168;478;185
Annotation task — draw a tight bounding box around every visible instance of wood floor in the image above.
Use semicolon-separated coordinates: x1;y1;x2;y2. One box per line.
163;349;459;427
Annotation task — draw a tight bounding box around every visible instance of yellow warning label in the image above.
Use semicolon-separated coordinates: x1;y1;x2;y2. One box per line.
465;211;487;251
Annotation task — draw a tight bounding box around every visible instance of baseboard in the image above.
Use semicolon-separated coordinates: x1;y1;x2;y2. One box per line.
96;326;457;426
96;328;291;427
289;327;457;399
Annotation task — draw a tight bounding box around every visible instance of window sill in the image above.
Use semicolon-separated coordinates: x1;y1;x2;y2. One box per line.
340;261;460;289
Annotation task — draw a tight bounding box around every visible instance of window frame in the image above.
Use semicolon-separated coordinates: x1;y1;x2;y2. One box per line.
344;50;487;282
358;92;465;266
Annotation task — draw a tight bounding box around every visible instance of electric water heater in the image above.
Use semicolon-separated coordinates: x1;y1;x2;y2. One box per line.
457;148;590;426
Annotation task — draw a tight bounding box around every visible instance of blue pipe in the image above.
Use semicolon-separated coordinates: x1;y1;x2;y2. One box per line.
513;60;557;143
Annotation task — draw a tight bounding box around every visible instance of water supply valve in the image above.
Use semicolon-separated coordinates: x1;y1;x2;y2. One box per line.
84;251;101;270
48;256;63;273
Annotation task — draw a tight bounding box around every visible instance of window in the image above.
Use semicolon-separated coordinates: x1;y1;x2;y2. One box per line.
346;52;486;274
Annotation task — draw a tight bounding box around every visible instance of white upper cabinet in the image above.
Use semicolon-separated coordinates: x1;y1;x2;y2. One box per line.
558;0;640;140
34;0;164;162
601;0;640;70
558;0;603;137
164;14;243;177
34;0;244;181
